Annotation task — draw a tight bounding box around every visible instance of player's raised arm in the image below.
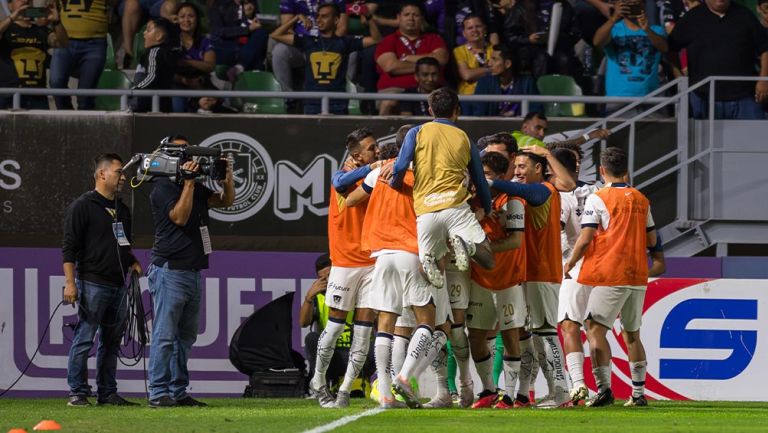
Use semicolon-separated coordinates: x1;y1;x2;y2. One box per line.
468;142;492;215
490;179;551;207
390;126;419;189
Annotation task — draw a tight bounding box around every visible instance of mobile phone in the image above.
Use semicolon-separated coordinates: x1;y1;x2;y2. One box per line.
626;0;643;17
23;7;49;18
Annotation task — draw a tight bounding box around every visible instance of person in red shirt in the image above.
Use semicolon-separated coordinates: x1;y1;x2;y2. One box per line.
374;2;448;115
565;147;656;408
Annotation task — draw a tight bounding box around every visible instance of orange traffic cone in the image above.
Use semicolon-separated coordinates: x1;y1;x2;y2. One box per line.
32;420;61;431
7;428;27;433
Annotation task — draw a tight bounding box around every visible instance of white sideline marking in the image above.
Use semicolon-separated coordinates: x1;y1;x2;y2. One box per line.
302;408;384;433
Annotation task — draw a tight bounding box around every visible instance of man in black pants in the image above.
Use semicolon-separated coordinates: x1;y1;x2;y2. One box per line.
63;153;142;407
146;135;234;408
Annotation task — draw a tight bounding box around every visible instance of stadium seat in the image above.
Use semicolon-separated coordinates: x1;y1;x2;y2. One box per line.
536;74;585;117
105;33;117;70
95;70;132;111
233;70;286;114
257;0;280;15
347;80;361;115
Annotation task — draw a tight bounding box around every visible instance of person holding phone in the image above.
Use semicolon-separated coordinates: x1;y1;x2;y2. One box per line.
0;0;67;109
594;0;668;114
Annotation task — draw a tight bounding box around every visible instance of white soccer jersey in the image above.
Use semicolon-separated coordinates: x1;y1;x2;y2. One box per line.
560;182;600;261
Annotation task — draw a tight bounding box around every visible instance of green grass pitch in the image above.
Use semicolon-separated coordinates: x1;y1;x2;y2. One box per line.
1;398;767;433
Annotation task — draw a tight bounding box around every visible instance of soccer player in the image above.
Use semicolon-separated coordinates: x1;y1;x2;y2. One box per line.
466;152;527;409
353;127;452;409
564;147;656;408
390;87;494;289
310;127;383;408
490;149;574;408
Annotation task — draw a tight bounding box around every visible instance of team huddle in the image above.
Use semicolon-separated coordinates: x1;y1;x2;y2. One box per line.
310;87;660;410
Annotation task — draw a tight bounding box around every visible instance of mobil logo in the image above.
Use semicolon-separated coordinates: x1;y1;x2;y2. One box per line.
596;279;764;401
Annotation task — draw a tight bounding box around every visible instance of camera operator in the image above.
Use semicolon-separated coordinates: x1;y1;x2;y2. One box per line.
62;153;142;407
146;135;234;408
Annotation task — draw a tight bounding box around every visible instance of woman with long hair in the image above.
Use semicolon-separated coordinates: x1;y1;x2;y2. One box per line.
173;2;216;112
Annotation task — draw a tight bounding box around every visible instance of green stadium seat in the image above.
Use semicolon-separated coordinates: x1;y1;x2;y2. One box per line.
105;33;117;70
347;80;361;115
95;70;132;111
257;0;280;15
536;74;585;117
234;70;286;114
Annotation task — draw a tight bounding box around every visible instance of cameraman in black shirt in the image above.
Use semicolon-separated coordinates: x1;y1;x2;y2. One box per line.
146;135;234;408
62;153;142;407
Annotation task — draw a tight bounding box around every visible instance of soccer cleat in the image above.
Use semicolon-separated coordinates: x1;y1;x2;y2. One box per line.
310;384;336;408
570;385;589;405
380;396;407;409
334;390;350;408
459;382;475;408
451;392;460;405
624;395;648;407
535;393;556;409
175;396;208;407
513;394;532;408
422;253;444;288
67;395;91;407
97;394;139;406
586;388;615;407
450;236;474;272
471;390;498;409
392;375;422;409
493;394;515;409
423;394;453;409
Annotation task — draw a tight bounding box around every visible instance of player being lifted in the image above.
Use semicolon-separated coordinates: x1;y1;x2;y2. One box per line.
310;128;383;408
565;147;656;408
466;152;528;409
390;87;495;289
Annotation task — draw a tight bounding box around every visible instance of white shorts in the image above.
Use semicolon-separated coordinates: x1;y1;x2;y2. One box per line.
523;281;560;330
445;269;471;310
466;282;526;331
396;307;416;329
558;259;592;324
586;285;646;332
416;203;487;262
433;282;454;326
326;265;374;311
370;252;432;315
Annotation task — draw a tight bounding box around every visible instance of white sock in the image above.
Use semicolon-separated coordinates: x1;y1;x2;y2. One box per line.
339;321;373;393
391;335;410;381
374;333;394;400
449;324;472;385
537;332;568;398
312;318;346;388
533;335;555;396
487;336;497;362
593;365;612;392
529;349;540;395
630;360;647;397
517;335;535;399
416;329;447;374
502;356;521;397
431;345;450;399
473;354;495;392
566;352;586;389
398;325;432;380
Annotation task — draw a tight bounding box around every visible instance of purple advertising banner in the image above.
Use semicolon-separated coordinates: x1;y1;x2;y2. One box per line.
0;247;320;397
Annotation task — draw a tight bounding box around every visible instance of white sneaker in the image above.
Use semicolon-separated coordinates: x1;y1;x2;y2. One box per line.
459;382;475;408
334;390;350;408
450;236;474;271
423;394;453;408
535;393;556;408
422;253;444;288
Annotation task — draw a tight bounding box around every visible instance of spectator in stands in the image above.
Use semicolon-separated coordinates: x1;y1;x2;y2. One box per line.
423;0;447;39
209;0;269;83
454;0;499;46
662;0;700;77
668;0;768;119
272;0;348;99
130;17;178;112
496;0;582;77
399;57;441;116
270;2;380;114
594;0;667;114
120;0;177;68
374;2;448;115
173;2;215;113
300;253;353;392
512;111;548;147
453;15;492;100
49;0;107;110
0;0;67;110
760;0;768;30
465;44;538;116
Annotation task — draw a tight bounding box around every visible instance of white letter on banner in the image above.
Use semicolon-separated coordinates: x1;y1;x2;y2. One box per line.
273;155;337;221
227;278;256;343
262;279;296;301
49;275;68;345
195;278;220;347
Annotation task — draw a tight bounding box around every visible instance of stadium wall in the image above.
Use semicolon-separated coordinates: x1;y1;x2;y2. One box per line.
1;246;766;401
